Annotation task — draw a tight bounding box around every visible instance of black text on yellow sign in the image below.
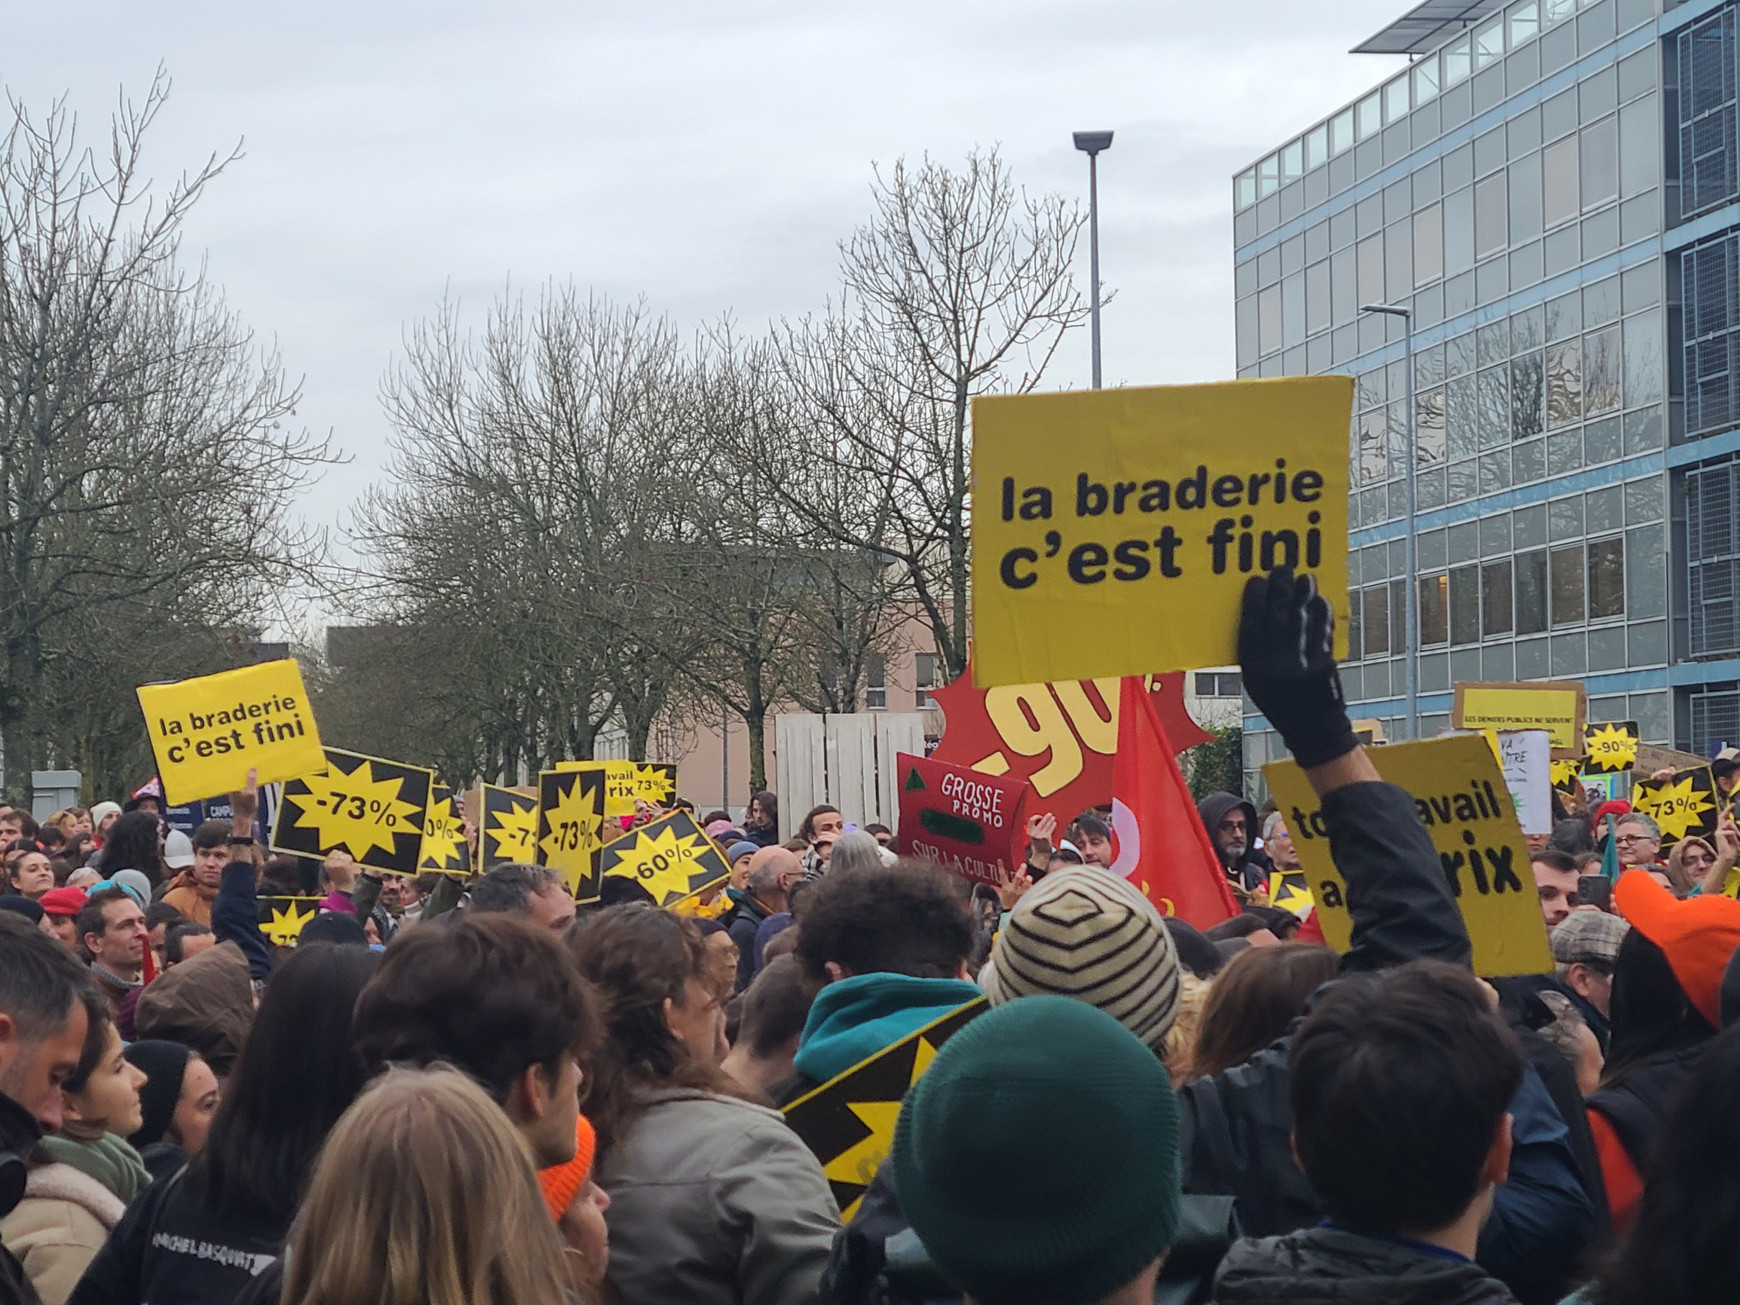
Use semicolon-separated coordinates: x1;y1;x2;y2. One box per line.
271;749;434;875
537;768;607;901
600;810;732;907
137;659;326;805
480;785;537;867
784;998;987;1221
1264;733;1552;977
419;785;471;875
970;379;1353;687
1632;766;1720;848
1581;720;1640;776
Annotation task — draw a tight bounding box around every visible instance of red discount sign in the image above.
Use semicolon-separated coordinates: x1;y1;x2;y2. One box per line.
896;754;1031;887
928;667;1211;823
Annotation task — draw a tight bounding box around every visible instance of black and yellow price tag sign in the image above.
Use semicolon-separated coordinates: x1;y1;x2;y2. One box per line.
537;768;607;901
258;896;322;946
418;785;471;875
1632;766;1720;848
271;748;433;874
600;809;730;907
480;785;537;867
1582;721;1640;776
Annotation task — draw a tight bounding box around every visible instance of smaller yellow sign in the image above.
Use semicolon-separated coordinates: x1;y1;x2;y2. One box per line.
1632;766;1720;847
138;660;325;806
271;749;435;875
1452;681;1585;756
258;896;322;947
600;810;732;907
556;761;677;818
1264;734;1552;977
1582;720;1640;776
537;769;607;900
418;786;471;875
479;785;537;867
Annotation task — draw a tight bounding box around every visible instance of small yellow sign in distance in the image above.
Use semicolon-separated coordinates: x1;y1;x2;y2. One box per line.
970;378;1353;688
138;659;325;806
1452;680;1586;756
479;785;537;867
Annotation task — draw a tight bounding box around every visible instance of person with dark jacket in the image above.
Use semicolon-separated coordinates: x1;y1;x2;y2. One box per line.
1176;567;1593;1303
1196;792;1269;896
67;944;380;1305
725;848;798;993
1211;962;1524;1305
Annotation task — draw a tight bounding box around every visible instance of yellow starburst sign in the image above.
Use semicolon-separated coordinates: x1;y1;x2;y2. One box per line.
784;998;987;1220
271;748;434;874
1550;757;1586;794
418;785;471;875
1582;721;1640;776
257;896;321;946
537;769;607;901
480;785;537;867
1632;766;1720;847
556;761;677;817
599;810;731;907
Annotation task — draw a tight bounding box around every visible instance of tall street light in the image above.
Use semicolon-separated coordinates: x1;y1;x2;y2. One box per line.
1073;130;1112;389
1360;303;1417;740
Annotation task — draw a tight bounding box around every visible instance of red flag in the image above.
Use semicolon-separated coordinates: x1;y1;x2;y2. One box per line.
1108;677;1240;928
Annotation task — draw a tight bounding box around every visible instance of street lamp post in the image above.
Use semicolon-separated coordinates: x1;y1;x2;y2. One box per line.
1359;303;1417;740
1073;131;1113;389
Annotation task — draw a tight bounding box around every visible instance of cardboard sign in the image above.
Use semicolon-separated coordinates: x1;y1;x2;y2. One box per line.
1494;731;1553;837
1582;720;1641;776
1263;734;1552;976
271;749;433;875
599;810;732;907
784;997;987;1220
258;896;322;947
418;785;471;875
895;754;1030;887
970;379;1353;687
1632;766;1721;848
1452;681;1586;757
929;668;1209;820
479;785;537;866
138;660;325;805
537;768;607;901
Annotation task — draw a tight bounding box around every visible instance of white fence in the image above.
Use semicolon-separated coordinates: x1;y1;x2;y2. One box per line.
774;712;926;838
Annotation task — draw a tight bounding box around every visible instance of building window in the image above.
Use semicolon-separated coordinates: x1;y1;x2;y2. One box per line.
1682;231;1740;437
1687;460;1740;656
1195;672;1245;697
1420;573;1450;645
1691;687;1740;754
1679;8;1739;219
914;652;939;710
864;651;886;710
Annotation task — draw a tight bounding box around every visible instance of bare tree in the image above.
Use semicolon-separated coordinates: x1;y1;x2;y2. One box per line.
0;73;337;796
751;148;1089;676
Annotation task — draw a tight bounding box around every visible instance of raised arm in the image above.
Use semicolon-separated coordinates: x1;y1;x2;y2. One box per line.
211;768;272;981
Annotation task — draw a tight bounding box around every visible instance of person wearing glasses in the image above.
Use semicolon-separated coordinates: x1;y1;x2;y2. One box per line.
1612;813;1668;886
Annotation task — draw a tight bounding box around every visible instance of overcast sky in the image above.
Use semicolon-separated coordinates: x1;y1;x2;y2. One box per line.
13;0;1408;548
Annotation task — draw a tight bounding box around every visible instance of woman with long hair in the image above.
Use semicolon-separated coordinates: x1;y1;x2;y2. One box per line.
1189;943;1340;1080
277;1066;576;1305
568;905;838;1305
69;942;381;1305
744;791;779;847
92;811;164;887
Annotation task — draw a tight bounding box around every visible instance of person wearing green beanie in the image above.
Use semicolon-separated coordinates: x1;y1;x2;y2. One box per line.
891;996;1182;1305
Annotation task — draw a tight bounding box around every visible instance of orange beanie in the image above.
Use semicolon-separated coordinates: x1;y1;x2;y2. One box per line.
1615;870;1740;1028
537;1114;597;1222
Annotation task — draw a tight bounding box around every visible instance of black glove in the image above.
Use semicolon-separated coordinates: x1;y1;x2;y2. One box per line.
1238;565;1358;769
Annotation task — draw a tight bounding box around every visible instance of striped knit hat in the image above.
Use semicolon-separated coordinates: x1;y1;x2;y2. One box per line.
982;867;1182;1049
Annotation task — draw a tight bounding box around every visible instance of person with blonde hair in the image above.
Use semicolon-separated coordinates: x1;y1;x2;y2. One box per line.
277;1065;578;1305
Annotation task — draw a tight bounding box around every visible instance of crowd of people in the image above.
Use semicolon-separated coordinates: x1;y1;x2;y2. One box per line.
1;564;1739;1304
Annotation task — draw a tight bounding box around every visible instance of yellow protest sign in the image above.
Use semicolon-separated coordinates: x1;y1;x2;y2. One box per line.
1633;766;1720;848
537;769;607;901
1263;734;1551;976
271;748;434;875
479;785;537;867
600;810;732;907
137;659;325;805
784;998;987;1220
1582;720;1640;776
1452;680;1586;757
557;760;678;818
418;785;471;875
1550;757;1586;795
969;379;1352;688
258;896;322;946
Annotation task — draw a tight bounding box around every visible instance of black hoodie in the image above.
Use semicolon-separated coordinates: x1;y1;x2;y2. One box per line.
1213;1226;1518;1305
1196;792;1270;893
0;1090;43;1305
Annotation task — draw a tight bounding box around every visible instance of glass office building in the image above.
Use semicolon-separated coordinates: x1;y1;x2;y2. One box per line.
1233;0;1740;787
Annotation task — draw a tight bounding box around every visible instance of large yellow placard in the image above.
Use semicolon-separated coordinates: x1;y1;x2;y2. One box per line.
137;660;325;805
970;379;1353;688
1264;734;1552;977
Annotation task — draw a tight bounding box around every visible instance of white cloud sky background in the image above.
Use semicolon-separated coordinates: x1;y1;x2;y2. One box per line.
12;0;1409;588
